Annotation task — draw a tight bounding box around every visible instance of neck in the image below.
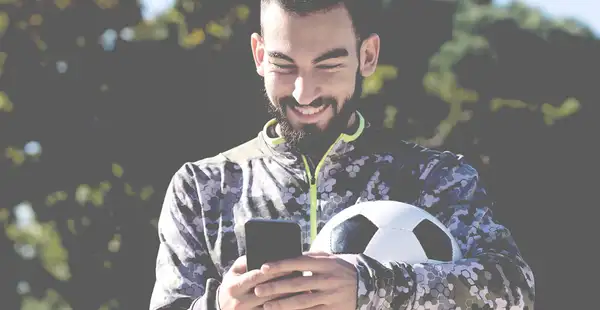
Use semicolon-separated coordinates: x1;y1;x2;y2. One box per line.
301;112;360;161
346;112;357;131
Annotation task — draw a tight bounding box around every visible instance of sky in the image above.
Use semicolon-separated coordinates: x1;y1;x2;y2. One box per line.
495;0;600;36
136;0;600;36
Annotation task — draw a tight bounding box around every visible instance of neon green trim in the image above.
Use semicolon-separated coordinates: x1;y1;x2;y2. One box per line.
340;111;365;142
302;135;341;243
301;156;317;242
263;118;285;145
262;112;365;146
301;112;365;243
262;112;366;243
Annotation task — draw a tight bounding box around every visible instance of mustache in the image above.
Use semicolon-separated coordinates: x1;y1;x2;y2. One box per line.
279;97;336;109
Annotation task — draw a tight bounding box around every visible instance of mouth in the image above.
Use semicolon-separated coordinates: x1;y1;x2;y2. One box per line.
288;104;329;122
293;104;327;115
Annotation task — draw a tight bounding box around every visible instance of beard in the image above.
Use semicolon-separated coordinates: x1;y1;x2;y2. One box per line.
265;72;364;156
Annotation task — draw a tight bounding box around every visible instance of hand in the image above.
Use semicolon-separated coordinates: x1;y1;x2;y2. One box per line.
254;252;358;310
218;255;293;310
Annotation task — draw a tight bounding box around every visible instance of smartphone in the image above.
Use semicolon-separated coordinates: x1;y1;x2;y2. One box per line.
244;218;303;271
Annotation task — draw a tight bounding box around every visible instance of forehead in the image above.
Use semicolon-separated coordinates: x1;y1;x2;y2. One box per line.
261;3;357;57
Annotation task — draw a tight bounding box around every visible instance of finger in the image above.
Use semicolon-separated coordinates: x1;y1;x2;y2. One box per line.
263;290;332;310
230;255;248;275
254;274;332;297
240;291;292;309
229;269;262;295
262;255;332;274
235;269;293;294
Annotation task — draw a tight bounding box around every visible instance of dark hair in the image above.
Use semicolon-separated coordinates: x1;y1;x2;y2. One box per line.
260;0;376;41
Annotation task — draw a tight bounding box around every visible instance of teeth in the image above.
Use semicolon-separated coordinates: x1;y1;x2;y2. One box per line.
294;106;326;115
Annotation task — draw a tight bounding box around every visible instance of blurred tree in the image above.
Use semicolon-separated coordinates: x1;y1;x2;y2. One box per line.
0;0;596;309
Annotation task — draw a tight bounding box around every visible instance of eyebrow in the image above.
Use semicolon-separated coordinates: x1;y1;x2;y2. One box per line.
267;47;349;64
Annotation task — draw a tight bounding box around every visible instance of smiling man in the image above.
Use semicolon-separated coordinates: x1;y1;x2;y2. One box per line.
149;1;535;310
256;1;369;161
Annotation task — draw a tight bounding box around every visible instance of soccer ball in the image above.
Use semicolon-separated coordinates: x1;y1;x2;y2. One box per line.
310;200;462;265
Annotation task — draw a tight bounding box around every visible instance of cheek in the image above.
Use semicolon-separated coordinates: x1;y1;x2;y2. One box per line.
337;71;358;91
326;72;357;102
265;70;357;101
265;73;295;96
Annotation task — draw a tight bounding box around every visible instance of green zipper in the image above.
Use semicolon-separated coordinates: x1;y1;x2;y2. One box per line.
301;137;343;243
267;113;365;243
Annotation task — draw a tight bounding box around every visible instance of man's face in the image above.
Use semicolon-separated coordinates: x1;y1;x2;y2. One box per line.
251;3;379;153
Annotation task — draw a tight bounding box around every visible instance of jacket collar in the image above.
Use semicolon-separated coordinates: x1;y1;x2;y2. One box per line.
259;111;367;165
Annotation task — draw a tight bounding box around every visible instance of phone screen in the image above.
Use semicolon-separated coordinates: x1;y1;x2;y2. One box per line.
245;219;303;271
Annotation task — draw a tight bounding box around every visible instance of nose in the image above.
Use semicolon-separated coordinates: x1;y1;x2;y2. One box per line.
292;74;321;106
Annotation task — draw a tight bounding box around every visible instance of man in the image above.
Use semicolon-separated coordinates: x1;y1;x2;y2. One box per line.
149;0;535;309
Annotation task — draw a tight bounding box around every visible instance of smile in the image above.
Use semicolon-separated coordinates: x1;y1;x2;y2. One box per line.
292;105;327;115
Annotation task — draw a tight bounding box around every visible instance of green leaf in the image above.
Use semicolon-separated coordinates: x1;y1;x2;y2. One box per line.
39;222;71;281
124;183;136;196
383;105;398;129
0;11;8;37
97;299;119;310
206;21;230;39
67;219;77;235
541;97;581;125
362;78;383;98
111;163;123;178
376;65;399;80
361;64;398;98
235;5;250;22
140;186;154;201
181;28;206;49
5;146;25;165
45;191;68;207
490;98;534;112
90;189;105;207
21;288;72;310
99;181;112;192
55;0;71;10
75;184;91;205
558;97;581;116
108;233;121;253
0;207;8;222
0;52;7;77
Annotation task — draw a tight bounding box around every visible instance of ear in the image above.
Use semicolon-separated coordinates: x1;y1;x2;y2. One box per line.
359;34;380;77
251;33;266;76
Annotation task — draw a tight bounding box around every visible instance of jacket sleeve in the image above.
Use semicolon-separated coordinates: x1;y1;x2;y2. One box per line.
353;153;535;310
149;164;222;310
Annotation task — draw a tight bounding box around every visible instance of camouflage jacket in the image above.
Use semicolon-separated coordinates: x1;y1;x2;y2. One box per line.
149;112;535;310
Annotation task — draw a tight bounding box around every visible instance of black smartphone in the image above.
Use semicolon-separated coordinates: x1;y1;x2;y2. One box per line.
244;218;303;271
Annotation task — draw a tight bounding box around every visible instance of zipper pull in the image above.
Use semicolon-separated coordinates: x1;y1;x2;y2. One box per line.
310;176;316;185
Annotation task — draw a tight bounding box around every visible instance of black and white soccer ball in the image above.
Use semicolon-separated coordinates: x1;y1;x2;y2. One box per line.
310;200;462;264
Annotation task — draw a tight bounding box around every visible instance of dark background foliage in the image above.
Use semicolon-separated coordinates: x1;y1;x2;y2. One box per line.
1;0;595;309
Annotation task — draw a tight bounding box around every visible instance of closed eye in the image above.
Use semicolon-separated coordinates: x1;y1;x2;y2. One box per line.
317;64;342;70
271;63;296;69
271;63;342;71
